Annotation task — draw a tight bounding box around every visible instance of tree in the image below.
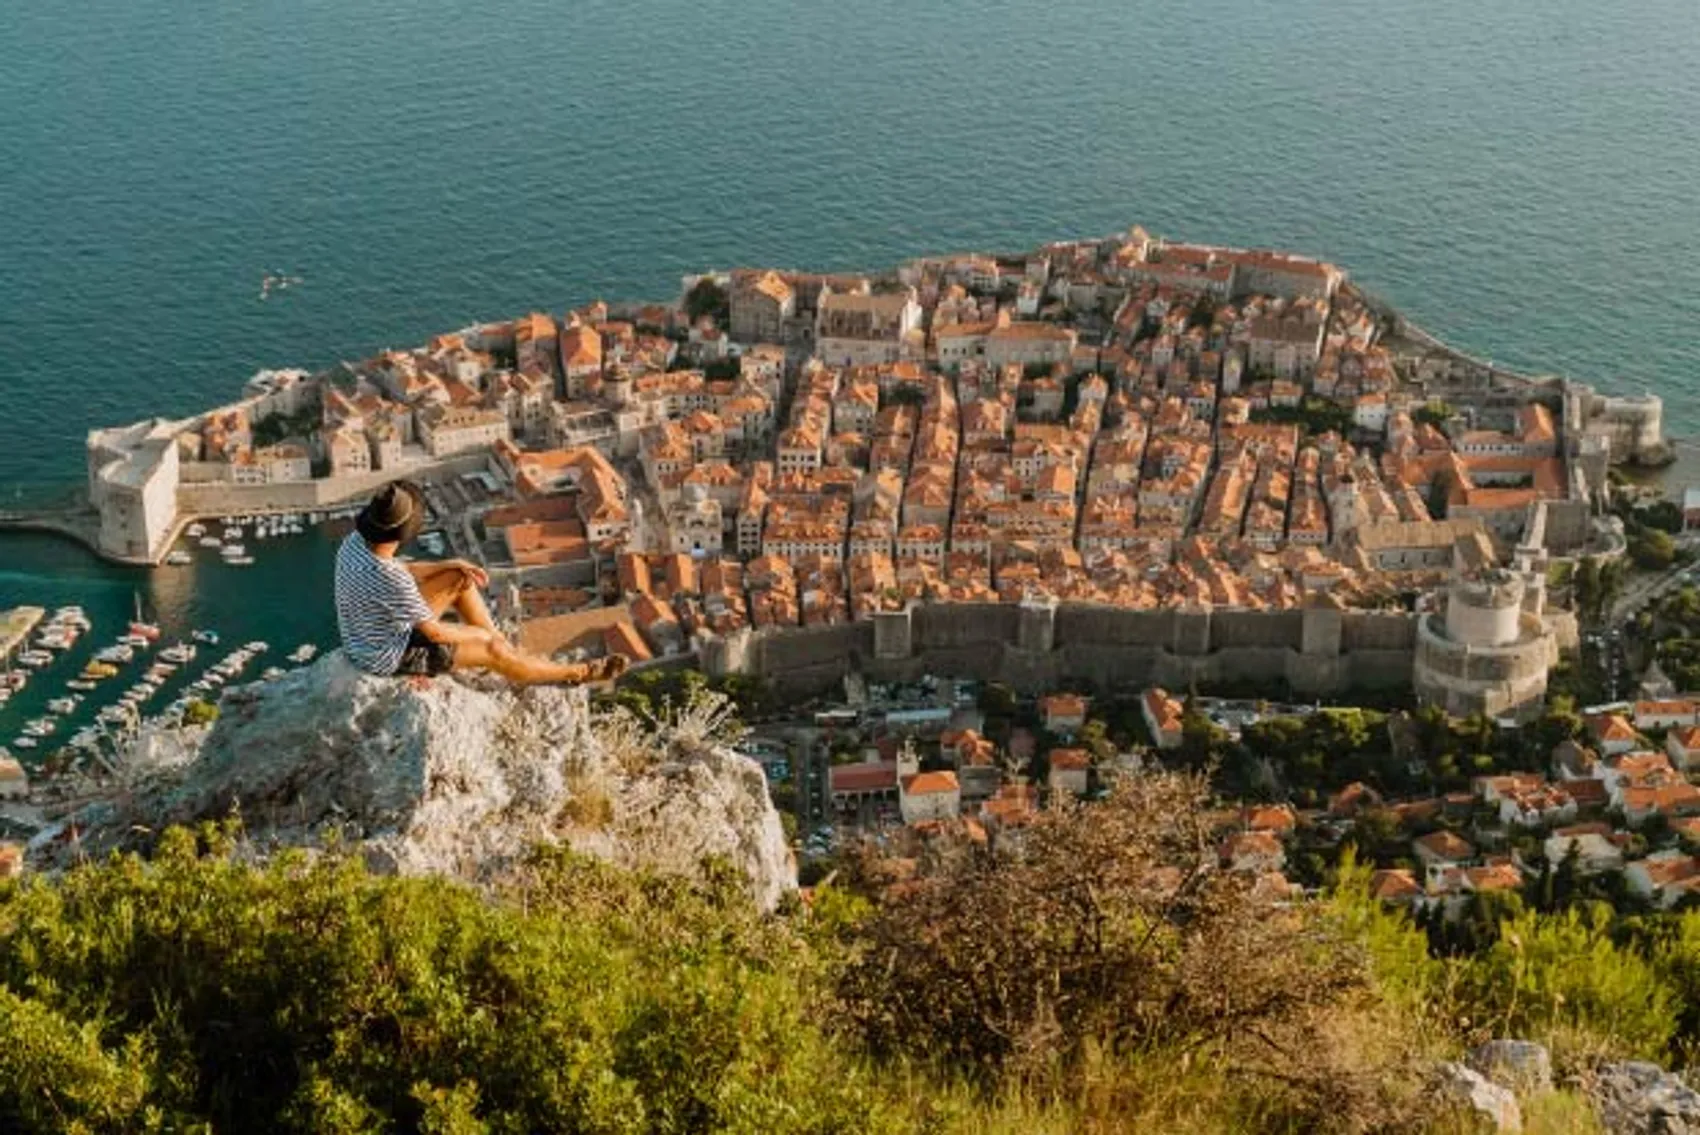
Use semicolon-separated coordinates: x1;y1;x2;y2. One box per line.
1077;718;1114;762
1344;808;1407;866
1640;499;1685;535
1632;528;1678;571
1412;400;1456;428
976;681;1017;720
1576;556;1603;620
1454;904;1675;1060
840;773;1396;1125
683;278;730;326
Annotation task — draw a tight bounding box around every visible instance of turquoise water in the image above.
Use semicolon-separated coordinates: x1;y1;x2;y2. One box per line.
2;0;1698;738
0;529;340;748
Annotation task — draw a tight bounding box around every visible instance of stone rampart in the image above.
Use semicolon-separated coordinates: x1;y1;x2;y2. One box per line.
738;601;1423;698
1340;611;1419;652
175;453;493;520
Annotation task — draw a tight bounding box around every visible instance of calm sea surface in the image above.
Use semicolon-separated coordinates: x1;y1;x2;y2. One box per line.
2;0;1698;738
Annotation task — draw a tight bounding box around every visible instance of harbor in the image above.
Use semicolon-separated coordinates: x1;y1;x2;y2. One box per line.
0;512;346;786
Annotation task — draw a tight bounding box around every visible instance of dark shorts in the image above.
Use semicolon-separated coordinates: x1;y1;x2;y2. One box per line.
395;627;456;676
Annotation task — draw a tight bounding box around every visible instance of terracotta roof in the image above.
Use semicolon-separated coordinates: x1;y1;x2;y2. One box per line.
1414;830;1474;861
832;761;898;794
1369;869;1422;901
903;770;960;796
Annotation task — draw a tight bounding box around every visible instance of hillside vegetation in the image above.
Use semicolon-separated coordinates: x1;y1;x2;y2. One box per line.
4;772;1698;1133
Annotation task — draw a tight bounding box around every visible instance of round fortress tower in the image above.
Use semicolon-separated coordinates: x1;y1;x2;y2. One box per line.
1413;568;1557;723
1444;570;1524;648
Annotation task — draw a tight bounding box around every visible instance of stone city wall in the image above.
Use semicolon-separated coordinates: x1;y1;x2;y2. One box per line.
734;600;1422;698
175;453;493;520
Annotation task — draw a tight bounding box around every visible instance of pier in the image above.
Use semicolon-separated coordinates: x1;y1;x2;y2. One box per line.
0;607;46;666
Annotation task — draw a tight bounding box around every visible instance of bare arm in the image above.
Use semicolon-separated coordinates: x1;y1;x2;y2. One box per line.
407;559;488;589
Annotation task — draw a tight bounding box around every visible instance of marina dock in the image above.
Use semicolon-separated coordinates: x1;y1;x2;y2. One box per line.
0;607;46;666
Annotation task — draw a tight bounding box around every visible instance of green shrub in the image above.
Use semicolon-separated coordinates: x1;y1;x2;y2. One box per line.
0;827;900;1134
1453;904;1675;1063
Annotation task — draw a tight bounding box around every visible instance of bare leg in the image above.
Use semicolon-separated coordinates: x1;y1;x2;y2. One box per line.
452;585;501;635
415;568;499;634
451;631;606;686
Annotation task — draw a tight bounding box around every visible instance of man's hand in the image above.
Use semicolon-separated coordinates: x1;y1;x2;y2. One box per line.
443;559;489;590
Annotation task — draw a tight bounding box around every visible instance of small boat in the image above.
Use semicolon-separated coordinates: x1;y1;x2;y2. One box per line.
12;737;37;750
47;697;78;714
166;551;193;566
96;645;134;664
246;642;269;654
1;672;28;691
66;680;98;692
226;555;256;566
192;629;220;645
199;536;222;548
187;522;206;537
129;592;161;641
287;644;318;664
261;667;286;681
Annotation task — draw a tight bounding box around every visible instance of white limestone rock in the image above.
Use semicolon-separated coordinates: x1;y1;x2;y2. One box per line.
34;652;795;910
1435;1062;1523;1133
1591;1062;1700;1135
1469;1040;1554;1095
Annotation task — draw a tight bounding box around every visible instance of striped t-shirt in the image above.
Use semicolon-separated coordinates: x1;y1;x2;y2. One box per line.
334;531;434;676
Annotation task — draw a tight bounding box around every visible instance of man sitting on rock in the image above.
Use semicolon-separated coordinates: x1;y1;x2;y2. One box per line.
334;480;627;686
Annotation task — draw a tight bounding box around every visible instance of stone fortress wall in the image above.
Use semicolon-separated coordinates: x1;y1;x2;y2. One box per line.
712;600;1420;698
174;452;493;520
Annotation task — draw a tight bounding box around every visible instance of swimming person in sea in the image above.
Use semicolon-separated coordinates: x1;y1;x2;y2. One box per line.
334;480;628;686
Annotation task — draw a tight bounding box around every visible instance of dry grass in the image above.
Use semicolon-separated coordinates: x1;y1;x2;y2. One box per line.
558;770;614;830
836;771;1454;1134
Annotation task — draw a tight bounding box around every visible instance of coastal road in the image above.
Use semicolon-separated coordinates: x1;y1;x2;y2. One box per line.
1608;557;1699;626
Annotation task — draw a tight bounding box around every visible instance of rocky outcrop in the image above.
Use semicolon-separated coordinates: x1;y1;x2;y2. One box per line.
1469;1040;1554;1095
1590;1062;1700;1135
1434;1062;1523;1132
33;653;795;909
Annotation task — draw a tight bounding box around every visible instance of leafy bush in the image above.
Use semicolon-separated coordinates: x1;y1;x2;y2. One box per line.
0;826;900;1134
834;773;1434;1131
1452;905;1675;1064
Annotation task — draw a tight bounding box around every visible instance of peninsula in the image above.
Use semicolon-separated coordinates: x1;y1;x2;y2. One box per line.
77;227;1670;721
